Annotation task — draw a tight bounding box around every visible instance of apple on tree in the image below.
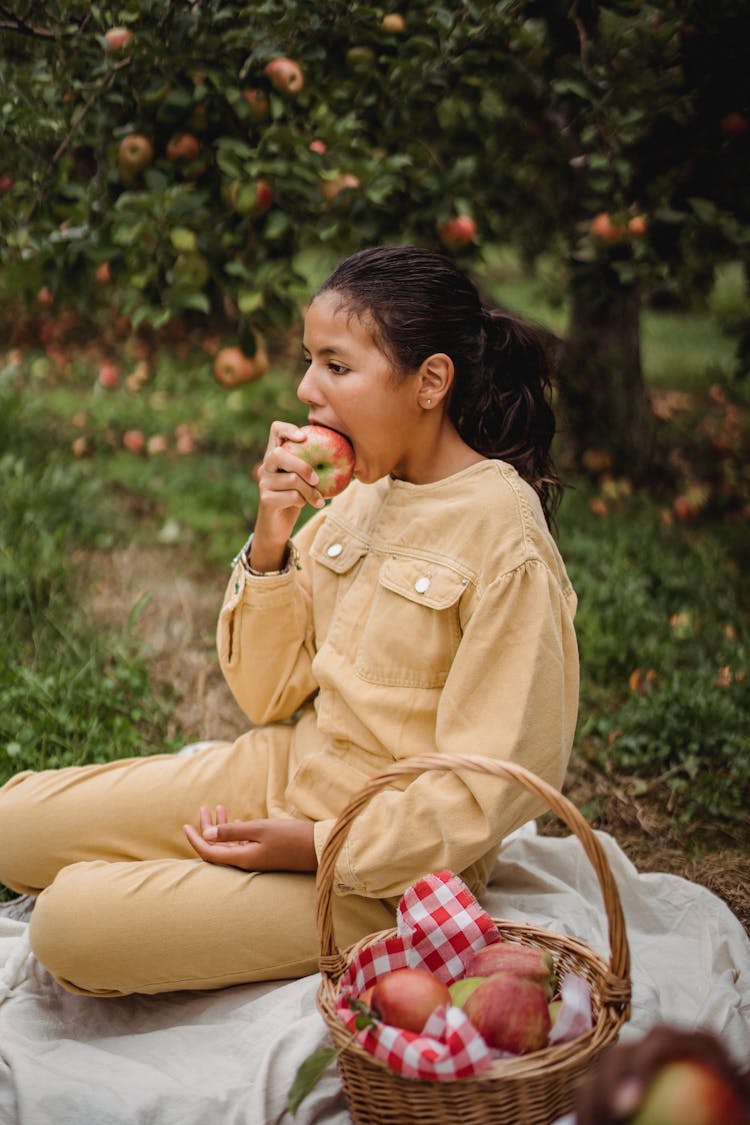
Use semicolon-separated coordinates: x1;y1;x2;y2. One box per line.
264;57;304;96
438;214;477;250
118;134;154;185
213;346;262;388
166;133;201;162
241;88;270;123
104;26;132;51
590;211;627;243
290;425;355;499
228;179;274;217
321;173;360;202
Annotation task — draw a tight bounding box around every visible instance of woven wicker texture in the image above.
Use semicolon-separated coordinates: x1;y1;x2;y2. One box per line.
315;754;631;1125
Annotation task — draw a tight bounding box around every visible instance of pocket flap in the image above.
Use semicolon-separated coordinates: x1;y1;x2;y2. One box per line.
378;556;467;609
310;531;368;574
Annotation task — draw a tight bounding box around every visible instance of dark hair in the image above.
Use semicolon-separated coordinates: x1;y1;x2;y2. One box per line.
316;245;561;526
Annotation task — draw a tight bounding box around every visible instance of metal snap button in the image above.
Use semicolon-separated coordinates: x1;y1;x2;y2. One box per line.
327;542;343;558
414;576;431;594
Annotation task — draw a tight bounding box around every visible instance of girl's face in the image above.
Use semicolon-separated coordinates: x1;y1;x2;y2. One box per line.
299;292;427;484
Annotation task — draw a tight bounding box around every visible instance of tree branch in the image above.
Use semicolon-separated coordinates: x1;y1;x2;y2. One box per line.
51;56;131;164
0;4;92;39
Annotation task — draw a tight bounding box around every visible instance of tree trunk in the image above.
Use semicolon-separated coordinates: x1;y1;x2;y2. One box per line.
557;270;655;480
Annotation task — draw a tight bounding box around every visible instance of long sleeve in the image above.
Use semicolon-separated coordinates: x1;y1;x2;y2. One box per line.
216;512;326;725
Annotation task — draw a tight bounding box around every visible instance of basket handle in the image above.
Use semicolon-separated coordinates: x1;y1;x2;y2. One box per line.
315;754;630;993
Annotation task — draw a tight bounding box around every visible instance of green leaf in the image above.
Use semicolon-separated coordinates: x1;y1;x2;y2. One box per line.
237;289;264;313
286;1046;338;1116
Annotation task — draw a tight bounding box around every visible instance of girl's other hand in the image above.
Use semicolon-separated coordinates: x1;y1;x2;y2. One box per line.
183;805;317;872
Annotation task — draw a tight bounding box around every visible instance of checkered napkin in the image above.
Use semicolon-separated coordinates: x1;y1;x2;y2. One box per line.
333;870;501;1081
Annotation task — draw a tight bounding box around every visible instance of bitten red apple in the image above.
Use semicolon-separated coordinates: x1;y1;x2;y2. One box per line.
466;941;556;998
370;968;451;1034
292;425;355;499
631;1059;748;1125
463;972;552;1054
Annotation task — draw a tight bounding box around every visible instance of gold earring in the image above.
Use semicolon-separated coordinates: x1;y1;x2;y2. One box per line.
425;398;432;406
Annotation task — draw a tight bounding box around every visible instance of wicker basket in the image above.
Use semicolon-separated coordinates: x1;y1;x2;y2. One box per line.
315;754;631;1125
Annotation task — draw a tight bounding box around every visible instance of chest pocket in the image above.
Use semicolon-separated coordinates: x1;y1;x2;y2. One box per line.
355;556;467;688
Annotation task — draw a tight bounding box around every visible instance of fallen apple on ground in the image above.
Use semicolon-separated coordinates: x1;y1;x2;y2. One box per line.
291;425;355;499
462;971;551;1054
370;967;451;1034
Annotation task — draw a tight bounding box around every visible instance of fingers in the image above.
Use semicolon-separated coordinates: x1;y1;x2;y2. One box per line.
258;421;325;511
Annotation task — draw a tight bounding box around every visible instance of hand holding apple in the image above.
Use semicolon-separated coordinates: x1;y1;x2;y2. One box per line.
291;425;355;499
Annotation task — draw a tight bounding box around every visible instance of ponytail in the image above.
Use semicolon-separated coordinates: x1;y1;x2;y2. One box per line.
449;310;561;527
317;246;562;527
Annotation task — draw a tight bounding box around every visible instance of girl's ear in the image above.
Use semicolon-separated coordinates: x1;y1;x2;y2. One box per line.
417;352;454;409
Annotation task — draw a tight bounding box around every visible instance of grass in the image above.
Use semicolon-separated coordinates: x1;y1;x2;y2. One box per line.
1;251;748;886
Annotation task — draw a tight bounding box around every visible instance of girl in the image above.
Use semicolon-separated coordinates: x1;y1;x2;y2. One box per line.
0;246;578;996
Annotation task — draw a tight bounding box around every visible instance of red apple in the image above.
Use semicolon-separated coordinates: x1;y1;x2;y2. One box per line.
228;178;273;217
590;211;627;243
0;173;13;195
438;214;477;250
95;261;112;284
720;112;749;138
104;27;132;51
291;425;355;499
264;57;304;96
213;346;260;388
628;214;649;237
118;134;154;185
631;1059;748;1125
166;133;201;162
321;172;360;201
123;429;145;453
241;87;270;123
309;139;327;155
36;285;54;307
370;968;451;1034
466;941;555;998
97;361;119;388
463;972;551;1054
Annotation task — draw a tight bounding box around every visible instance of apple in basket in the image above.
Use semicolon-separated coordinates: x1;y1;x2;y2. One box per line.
466;940;556;998
370;968;451;1034
462;972;551;1054
291;425;355;499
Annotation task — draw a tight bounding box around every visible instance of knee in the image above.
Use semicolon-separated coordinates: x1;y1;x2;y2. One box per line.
29;863;122;996
0;771;39;893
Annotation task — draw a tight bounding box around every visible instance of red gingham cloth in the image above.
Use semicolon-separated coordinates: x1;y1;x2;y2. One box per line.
334;870;501;1081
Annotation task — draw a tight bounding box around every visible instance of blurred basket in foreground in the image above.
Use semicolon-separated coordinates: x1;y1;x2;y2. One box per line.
315;754;631;1125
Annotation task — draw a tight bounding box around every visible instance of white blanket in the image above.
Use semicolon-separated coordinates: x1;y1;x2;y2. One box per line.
1;824;748;1125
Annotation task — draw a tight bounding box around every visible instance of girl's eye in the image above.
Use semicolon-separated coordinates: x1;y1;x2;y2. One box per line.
328;361;348;375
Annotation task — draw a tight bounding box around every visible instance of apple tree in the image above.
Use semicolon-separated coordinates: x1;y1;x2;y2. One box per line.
0;0;748;478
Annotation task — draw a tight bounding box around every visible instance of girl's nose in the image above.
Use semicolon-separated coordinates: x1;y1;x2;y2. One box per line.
297;365;324;406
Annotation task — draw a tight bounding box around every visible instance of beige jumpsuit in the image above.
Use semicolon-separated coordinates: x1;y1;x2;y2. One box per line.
0;461;578;996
